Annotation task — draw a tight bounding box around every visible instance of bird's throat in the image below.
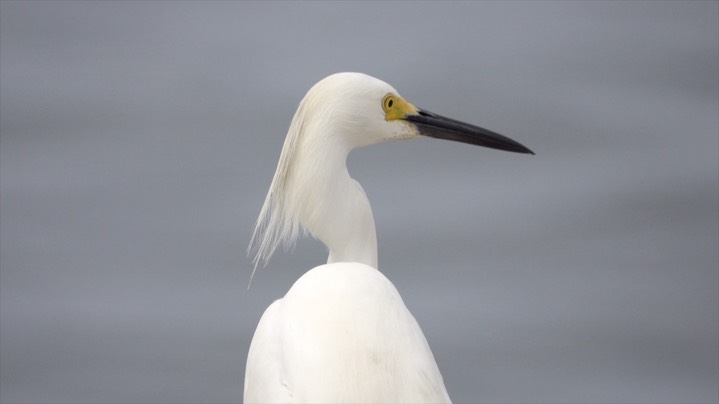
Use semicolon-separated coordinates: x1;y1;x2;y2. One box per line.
293;151;378;269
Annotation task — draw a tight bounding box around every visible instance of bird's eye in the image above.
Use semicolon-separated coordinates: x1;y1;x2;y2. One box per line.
382;95;395;111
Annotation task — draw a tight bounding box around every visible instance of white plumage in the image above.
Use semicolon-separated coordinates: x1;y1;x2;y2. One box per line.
245;72;532;403
245;262;449;402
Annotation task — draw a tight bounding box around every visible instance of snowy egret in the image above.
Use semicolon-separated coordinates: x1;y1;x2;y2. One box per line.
245;72;532;403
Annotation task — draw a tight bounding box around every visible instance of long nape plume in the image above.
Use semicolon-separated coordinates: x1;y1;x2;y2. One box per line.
247;101;309;286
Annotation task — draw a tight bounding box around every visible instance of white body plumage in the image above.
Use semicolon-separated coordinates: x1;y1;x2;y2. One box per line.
245;72;532;403
245;262;450;403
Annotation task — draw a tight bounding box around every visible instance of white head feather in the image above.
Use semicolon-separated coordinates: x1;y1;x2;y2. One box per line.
248;73;420;280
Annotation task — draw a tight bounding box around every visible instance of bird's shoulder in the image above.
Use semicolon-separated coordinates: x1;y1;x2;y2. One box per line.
285;261;398;304
267;262;450;402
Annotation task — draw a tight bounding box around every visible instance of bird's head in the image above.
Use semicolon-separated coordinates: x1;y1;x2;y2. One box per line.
298;72;534;154
249;72;533;278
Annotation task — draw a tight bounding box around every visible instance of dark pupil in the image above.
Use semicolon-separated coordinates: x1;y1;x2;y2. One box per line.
388;99;393;108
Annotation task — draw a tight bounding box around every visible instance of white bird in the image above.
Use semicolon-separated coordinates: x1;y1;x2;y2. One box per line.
245;72;533;403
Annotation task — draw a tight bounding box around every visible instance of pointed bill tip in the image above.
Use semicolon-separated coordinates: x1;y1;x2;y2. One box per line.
405;109;534;155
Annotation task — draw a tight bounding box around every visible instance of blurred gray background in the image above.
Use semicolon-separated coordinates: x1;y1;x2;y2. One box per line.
1;1;717;403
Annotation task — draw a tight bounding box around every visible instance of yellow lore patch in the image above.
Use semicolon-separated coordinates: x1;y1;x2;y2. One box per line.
382;93;418;121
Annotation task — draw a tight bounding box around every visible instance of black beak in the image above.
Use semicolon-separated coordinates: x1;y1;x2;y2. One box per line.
404;109;534;155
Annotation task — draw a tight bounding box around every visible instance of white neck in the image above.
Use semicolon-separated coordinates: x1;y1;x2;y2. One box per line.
249;117;379;272
289;130;378;268
249;76;396;273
